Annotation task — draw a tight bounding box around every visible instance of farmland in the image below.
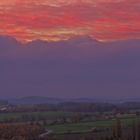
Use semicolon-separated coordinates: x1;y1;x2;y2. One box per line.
0;101;140;139
0;110;139;134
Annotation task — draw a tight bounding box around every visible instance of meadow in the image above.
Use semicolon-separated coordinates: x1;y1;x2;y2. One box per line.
0;111;139;135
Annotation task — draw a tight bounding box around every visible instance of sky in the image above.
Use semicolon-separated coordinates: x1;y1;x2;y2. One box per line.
0;0;140;42
0;37;140;99
0;0;140;99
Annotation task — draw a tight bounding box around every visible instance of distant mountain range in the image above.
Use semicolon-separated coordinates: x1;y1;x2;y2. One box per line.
7;96;64;105
7;96;102;105
5;96;140;105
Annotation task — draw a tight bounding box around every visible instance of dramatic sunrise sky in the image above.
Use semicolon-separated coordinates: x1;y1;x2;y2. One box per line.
0;0;140;42
0;0;140;99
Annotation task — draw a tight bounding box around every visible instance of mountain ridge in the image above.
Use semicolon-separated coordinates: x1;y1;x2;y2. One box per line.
5;96;140;105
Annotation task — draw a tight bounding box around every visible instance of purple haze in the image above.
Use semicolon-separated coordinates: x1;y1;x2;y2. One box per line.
0;36;140;99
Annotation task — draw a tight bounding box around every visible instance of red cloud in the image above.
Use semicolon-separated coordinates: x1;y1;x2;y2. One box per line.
0;0;139;42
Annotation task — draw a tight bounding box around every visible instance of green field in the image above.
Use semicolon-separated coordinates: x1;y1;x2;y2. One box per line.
0;111;140;135
0;111;74;122
46;120;113;134
46;116;140;134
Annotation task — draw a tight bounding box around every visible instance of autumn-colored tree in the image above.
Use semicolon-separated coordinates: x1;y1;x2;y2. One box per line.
116;118;122;139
